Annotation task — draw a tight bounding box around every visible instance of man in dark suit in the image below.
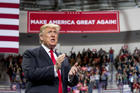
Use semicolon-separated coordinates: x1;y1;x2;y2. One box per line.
22;24;79;93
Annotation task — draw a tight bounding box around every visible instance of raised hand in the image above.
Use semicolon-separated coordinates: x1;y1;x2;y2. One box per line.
68;62;80;76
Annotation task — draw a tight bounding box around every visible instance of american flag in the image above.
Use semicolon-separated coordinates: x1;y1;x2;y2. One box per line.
0;0;19;53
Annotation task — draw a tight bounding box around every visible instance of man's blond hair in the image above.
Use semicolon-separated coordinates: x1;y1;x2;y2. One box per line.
40;24;60;34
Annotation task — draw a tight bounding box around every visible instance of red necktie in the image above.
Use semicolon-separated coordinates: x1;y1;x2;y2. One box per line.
50;49;62;93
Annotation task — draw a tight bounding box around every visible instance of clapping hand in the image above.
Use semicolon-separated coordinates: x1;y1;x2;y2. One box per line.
55;54;65;71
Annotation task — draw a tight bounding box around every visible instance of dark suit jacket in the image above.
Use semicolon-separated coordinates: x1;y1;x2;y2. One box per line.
22;46;78;93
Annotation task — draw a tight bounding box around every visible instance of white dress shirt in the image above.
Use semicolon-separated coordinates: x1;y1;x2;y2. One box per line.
41;44;72;82
41;44;58;77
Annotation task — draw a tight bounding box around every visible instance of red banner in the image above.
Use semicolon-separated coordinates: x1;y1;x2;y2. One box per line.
27;11;120;33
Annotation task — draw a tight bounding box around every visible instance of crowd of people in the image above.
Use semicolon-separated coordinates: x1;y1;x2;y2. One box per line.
115;47;140;93
0;46;140;93
68;48;111;93
0;55;25;90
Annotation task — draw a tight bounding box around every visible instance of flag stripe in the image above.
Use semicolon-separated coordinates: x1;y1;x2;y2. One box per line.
0;19;19;25
0;14;19;19
0;48;18;53
0;30;19;36
0;25;18;30
0;3;19;8
0;0;19;4
0;36;18;42
0;8;19;14
0;0;19;53
0;41;19;48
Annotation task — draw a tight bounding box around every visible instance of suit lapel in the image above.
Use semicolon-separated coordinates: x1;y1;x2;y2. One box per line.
55;51;59;57
39;46;53;65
